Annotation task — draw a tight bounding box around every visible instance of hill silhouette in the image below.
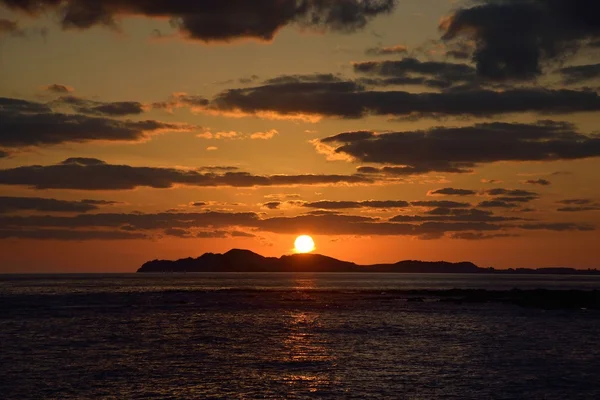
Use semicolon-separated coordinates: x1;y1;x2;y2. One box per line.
137;249;600;274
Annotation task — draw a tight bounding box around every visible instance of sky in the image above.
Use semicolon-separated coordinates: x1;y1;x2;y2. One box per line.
1;0;599;272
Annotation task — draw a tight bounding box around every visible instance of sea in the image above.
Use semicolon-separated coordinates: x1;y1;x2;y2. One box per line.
1;273;600;399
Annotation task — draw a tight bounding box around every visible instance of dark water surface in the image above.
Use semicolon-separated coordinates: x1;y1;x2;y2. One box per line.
1;273;600;399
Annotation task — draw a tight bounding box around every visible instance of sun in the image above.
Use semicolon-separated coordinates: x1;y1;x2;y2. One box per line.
294;235;315;253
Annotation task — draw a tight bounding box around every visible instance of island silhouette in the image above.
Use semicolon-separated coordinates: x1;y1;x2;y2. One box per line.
138;249;599;275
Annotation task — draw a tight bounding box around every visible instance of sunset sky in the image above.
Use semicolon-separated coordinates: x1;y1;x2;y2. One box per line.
1;0;599;272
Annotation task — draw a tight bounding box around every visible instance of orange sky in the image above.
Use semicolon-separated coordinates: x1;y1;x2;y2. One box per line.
1;0;599;272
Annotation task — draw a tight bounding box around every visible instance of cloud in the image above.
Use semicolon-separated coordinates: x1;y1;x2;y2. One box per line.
262;201;281;210
0;18;25;37
483;188;539;203
0;208;592;241
522;179;551;186
303;200;410;210
478;200;519;209
558;199;594;205
1;0;396;42
365;44;408;56
0;158;374;190
556;198;600;212
0;196;112;213
0;97;194;149
428;188;477;196
206;146;218;151
440;0;600;81
411;201;470;208
250;129;278;140
56;96;145;116
317;121;600;174
353;58;477;89
449;232;519;240
559;63;600;84
390;209;519;223
44;84;74;94
208;76;600;120
153;93;209;113
557;206;600;212
198;130;240;139
0;229;149;240
518;223;594;232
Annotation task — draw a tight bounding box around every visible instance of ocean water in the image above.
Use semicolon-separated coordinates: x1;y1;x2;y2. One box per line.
1;273;600;399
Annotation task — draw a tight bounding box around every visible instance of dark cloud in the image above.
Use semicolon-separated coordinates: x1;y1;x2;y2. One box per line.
518;223;594;232
210;77;600;120
485;189;538;197
0;196;107;213
0;97;192;148
558;198;594;205
556;199;600;212
56;96;145;116
164;228;194;238
44;84;74;94
353;58;477;89
429;188;477;196
0;158;373;190
483;189;539;204
262;201;281;210
390;210;519;223
559;63;600;84
450;232;519;240
264;73;342;85
557;206;600;212
302;200;410;210
0;229;149;240
365;45;408;56
0;208;592;240
411;201;470;208
0;18;25;37
1;97;52;113
446;50;471;60
0;150;9;158
522;179;551;186
191;202;207;207
441;0;600;81
152;93;209;111
478;201;519;209
1;0;396;42
318;121;600;174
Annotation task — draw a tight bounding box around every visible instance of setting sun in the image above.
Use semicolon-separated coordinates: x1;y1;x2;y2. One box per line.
294;235;315;253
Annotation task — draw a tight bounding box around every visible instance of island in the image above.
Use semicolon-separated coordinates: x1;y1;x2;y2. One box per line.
137;249;600;275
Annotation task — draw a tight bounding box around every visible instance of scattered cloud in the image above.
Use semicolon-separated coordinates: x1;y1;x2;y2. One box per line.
0;97;194;150
559;63;600;84
44;84;74;94
522;179;551;186
0;18;25;37
428;188;477;196
303;200;410;210
208;76;600;120
317;121;600;175
365;44;408;56
0;196;115;214
250;129;278;140
0;0;397;42
353;58;477;89
0;158;374;190
440;0;600;81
